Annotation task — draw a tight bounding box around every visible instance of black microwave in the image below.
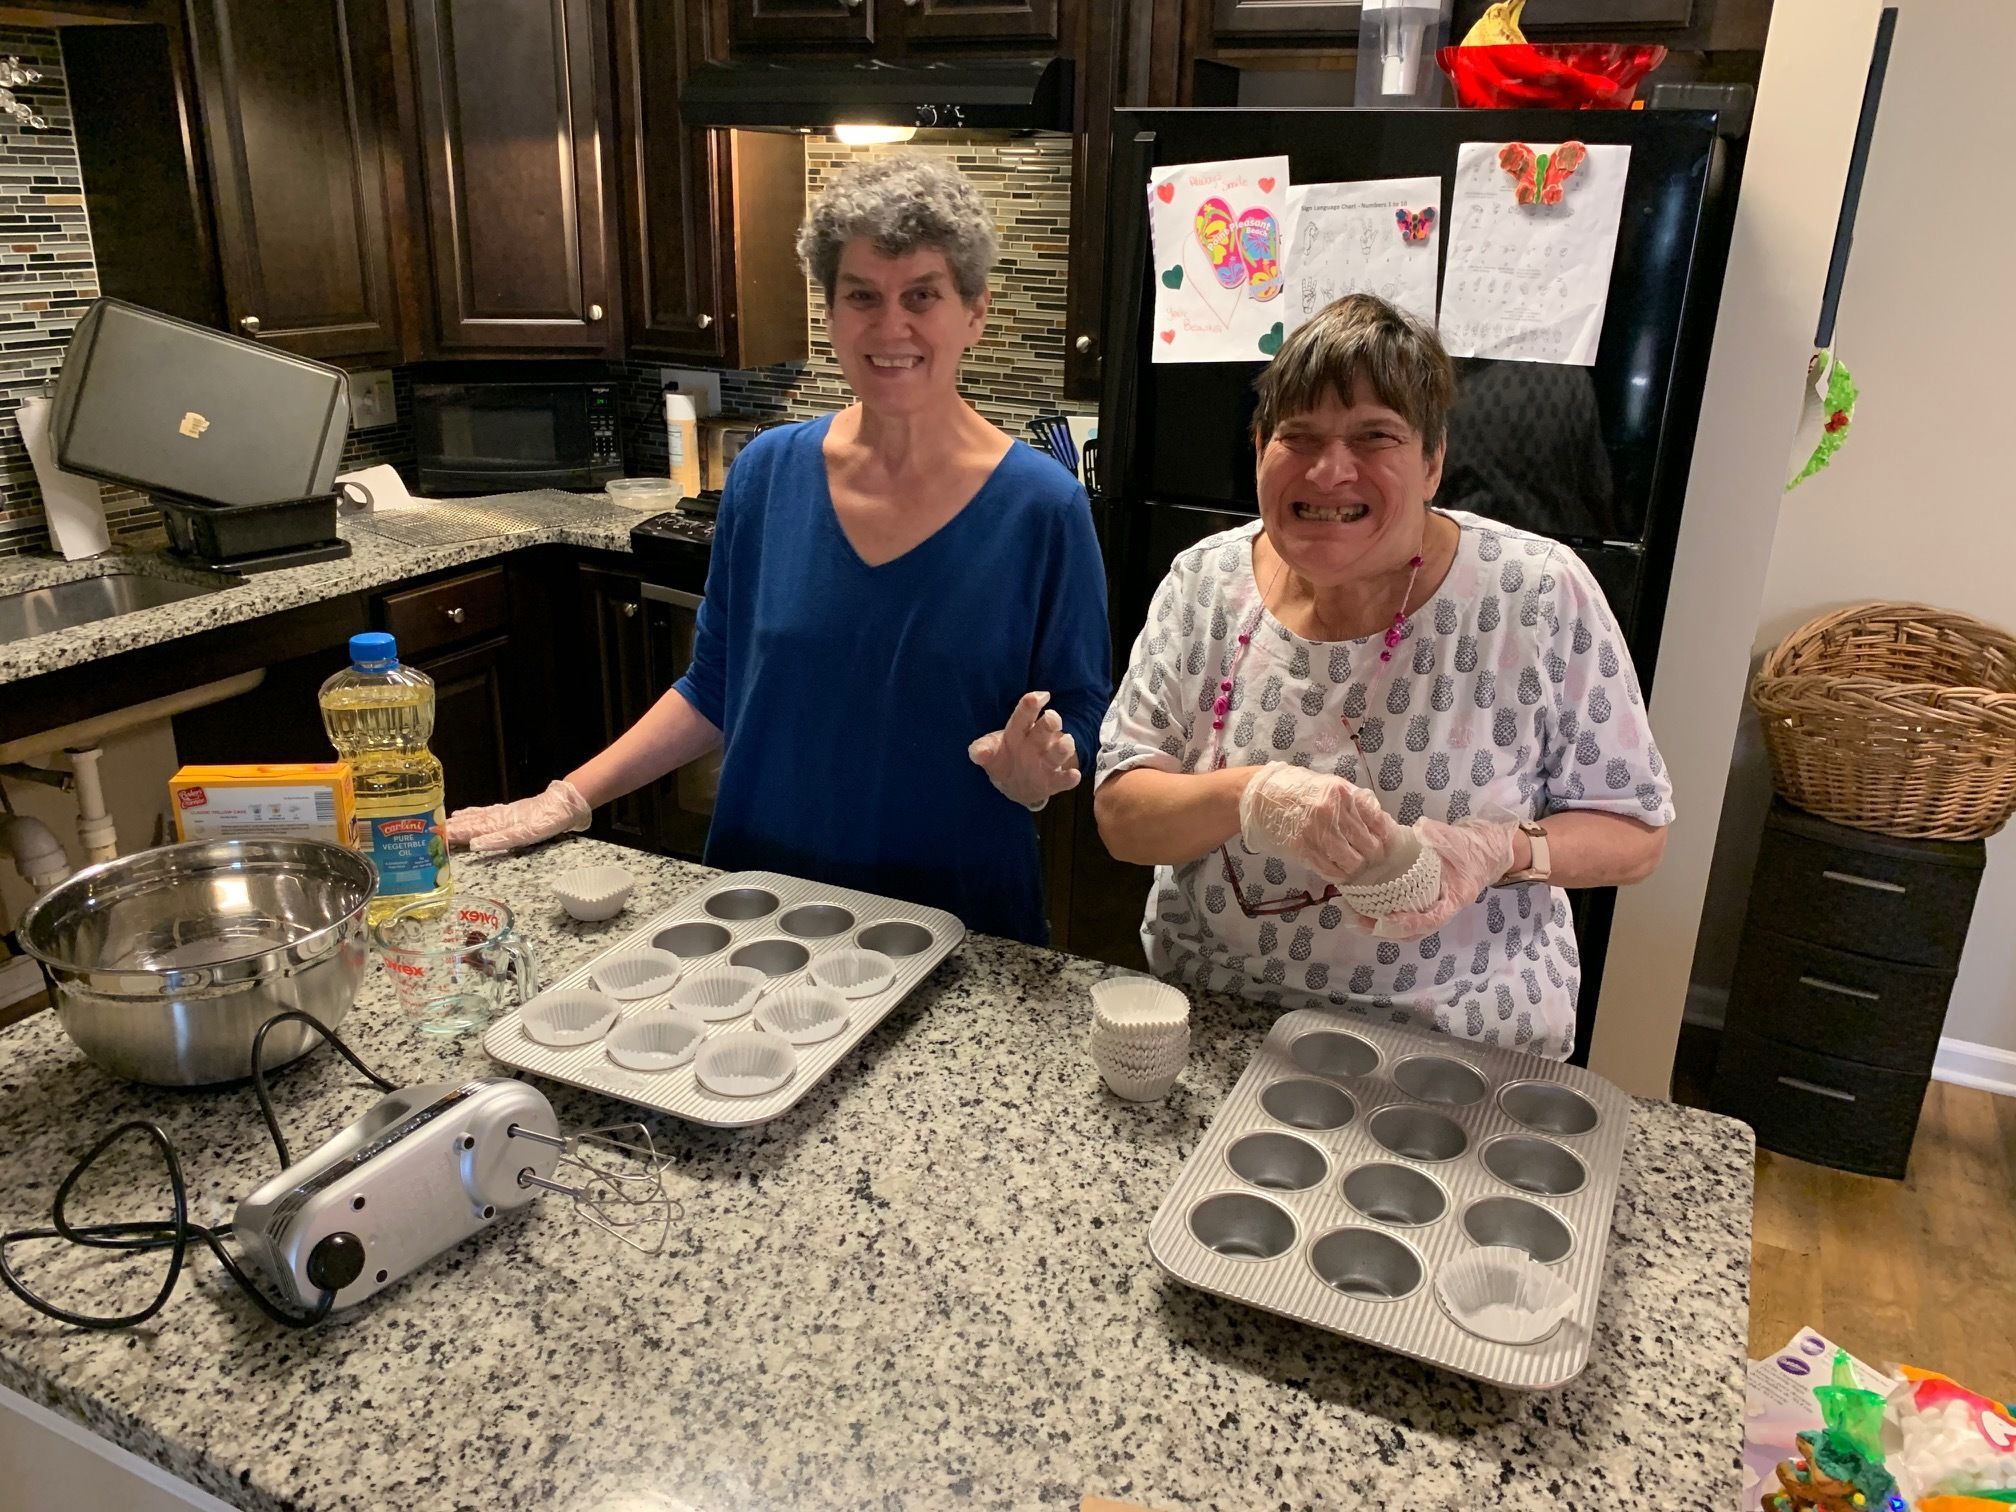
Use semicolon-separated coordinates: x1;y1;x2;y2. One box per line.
413;378;623;494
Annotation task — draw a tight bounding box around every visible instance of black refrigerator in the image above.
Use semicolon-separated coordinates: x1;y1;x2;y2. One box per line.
1083;104;1747;1063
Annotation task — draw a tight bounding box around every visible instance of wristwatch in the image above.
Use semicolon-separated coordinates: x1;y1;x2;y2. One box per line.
1500;820;1552;885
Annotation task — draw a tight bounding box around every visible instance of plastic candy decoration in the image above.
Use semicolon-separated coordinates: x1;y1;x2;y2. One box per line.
1760;1352;1898;1512
1395;207;1436;242
1499;141;1587;206
1788;350;1859;490
1437;43;1667;110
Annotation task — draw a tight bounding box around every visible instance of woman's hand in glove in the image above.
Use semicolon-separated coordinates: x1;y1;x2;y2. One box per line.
1359;816;1518;939
445;778;593;854
1236;763;1402;883
969;691;1080;811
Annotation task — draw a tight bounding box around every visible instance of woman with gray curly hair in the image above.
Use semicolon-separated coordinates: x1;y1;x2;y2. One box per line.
447;153;1109;946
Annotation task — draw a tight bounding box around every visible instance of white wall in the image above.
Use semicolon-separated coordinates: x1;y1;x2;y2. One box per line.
1690;0;2016;1067
1588;0;1887;1097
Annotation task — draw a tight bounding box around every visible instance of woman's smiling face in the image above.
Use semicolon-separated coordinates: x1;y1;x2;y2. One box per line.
1256;384;1445;586
827;238;988;416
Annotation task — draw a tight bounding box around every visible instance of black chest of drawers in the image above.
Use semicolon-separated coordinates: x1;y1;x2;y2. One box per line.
1709;800;1986;1179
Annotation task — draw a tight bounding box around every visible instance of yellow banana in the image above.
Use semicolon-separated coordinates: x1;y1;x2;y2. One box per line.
1459;0;1528;46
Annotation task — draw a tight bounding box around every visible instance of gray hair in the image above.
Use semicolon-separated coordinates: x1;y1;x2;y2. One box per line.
796;152;999;304
1253;294;1455;454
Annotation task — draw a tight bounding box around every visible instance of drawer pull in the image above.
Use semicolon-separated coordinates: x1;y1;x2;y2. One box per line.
1777;1075;1857;1103
443;606;465;624
1798;975;1881;1002
621;602;639;619
1821;869;1906;895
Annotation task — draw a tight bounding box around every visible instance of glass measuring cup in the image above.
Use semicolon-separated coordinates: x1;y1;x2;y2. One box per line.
371;893;537;1034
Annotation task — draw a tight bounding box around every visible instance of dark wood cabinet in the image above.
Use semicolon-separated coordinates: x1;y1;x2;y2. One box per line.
902;0;1062;47
406;0;619;353
185;0;403;362
579;565;656;847
419;635;512;812
1212;0;1358;39
728;0;876;50
612;0;808;367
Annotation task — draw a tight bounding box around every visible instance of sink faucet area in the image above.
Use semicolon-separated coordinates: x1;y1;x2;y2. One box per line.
0;571;231;645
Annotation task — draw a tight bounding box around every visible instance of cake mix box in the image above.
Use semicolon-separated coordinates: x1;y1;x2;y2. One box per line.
170;763;355;846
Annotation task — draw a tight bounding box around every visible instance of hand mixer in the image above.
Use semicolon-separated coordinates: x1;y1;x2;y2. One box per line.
1;1013;683;1330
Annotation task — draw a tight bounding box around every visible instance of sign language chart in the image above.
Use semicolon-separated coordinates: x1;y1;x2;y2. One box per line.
1281;175;1443;336
1438;140;1632;366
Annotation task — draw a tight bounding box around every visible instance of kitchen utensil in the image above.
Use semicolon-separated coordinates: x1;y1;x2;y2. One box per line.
604;478;682;512
1433;1244;1579;1345
483;871;965;1128
590;948;682;1001
521;988;621;1048
606;1010;706;1071
234;1077;679;1310
1147;1008;1631;1390
552;864;635;922
695;1031;796;1097
371;893;538;1035
15;837;376;1087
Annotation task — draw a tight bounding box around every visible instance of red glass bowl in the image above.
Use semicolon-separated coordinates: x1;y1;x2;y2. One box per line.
1436;43;1668;109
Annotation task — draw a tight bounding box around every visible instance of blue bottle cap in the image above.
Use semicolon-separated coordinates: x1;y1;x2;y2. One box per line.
349;631;398;672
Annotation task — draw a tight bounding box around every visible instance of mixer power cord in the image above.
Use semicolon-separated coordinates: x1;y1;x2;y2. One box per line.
0;1011;396;1331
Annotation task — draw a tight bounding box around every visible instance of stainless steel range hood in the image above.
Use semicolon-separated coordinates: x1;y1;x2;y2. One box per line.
679;57;1073;133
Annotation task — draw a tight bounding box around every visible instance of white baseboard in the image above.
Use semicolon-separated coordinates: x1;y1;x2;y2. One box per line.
1933;1037;2016;1100
1684;983;1729;1030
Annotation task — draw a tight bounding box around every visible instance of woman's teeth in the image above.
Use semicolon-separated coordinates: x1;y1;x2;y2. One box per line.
868;355;921;369
1294;502;1369;523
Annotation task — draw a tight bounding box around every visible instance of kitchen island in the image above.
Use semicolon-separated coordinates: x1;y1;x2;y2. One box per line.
0;838;1755;1510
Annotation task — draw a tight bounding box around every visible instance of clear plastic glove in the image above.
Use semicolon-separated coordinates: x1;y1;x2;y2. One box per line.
968;691;1081;812
1360;816;1519;939
445;778;593;854
1237;763;1404;883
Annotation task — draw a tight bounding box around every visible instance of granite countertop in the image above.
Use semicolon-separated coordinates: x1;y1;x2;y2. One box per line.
0;839;1756;1511
0;489;647;687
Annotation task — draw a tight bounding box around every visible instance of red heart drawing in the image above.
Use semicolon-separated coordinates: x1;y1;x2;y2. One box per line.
1258;177;1276;193
1155;182;1175;204
1159;329;1176;344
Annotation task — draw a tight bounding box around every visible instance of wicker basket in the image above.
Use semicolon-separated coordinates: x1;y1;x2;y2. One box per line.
1751;603;2016;840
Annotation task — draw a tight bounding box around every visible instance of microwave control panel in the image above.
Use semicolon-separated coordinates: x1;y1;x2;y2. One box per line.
588;384;621;468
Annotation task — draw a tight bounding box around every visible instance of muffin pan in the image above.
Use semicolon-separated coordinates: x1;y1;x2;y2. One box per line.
484;872;963;1128
1146;1008;1632;1390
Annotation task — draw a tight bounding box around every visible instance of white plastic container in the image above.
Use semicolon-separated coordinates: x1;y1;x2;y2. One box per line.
664;391;701;498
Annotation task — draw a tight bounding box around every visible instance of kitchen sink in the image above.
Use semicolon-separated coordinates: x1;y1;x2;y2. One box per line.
0;572;230;644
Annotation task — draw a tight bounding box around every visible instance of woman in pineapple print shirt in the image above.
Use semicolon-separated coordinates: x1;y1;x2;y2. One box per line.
1093;295;1672;1058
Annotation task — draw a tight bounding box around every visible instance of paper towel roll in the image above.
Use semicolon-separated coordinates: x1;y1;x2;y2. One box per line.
18;394;109;560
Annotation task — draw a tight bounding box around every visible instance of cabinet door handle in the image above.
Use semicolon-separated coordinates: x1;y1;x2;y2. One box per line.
588;303;604;321
238;314;261;333
621;602;639;619
1798;974;1880;1002
695;313;714;330
1777;1075;1857;1103
1821;869;1906;895
1074;334;1093;353
443;606;465;624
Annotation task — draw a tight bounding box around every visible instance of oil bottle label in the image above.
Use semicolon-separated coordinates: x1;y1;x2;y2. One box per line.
360;810;448;896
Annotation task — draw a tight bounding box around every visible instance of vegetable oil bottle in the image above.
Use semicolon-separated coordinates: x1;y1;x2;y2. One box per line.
319;632;450;924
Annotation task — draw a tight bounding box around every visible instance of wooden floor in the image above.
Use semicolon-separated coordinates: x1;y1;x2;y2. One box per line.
1675;1027;2016;1401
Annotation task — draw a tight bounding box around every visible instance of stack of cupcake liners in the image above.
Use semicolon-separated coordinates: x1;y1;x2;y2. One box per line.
1089;976;1191;1101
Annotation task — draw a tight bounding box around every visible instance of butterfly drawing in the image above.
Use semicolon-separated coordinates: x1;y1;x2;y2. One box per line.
1498;141;1588;205
1394;206;1436;242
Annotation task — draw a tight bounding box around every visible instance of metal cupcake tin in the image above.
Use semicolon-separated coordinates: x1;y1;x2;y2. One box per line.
1147;1008;1633;1390
483;872;963;1127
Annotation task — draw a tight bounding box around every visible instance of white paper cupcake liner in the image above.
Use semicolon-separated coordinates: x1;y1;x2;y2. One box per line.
1337;845;1443;918
809;948;897;1000
590;947;683;1001
522;988;622;1048
551;864;635;922
605;1009;707;1072
669;965;767;1022
1092;1023;1189;1101
695;1031;797;1097
755;985;850;1045
1090;976;1189;1030
1433;1245;1578;1345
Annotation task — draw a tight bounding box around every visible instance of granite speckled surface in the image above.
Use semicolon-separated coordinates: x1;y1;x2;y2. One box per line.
0;838;1755;1510
0;490;643;687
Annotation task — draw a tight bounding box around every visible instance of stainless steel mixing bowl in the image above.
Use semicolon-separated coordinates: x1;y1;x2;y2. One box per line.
17;837;377;1086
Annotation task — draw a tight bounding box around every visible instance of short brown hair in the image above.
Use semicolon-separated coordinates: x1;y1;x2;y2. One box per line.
1252;294;1455;453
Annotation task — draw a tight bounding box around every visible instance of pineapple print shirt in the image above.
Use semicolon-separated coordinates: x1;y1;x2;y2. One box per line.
1094;511;1674;1059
